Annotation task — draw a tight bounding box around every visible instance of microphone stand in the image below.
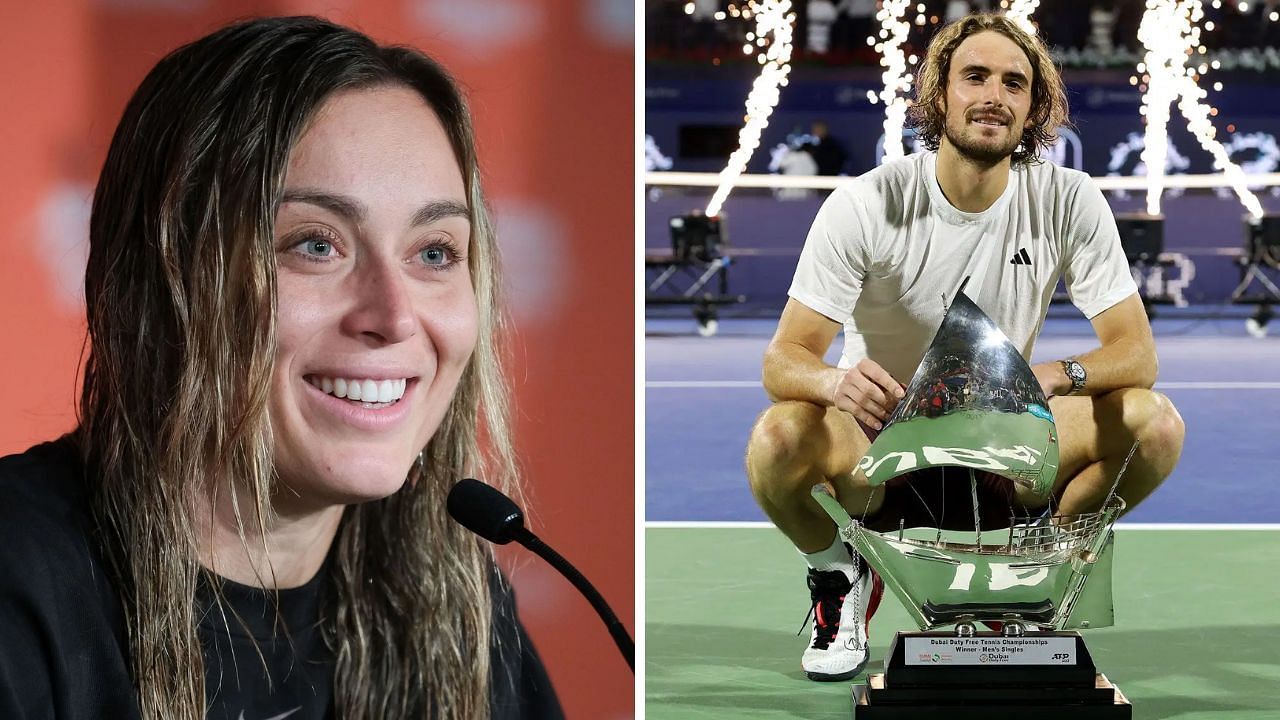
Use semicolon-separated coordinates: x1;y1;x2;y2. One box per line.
513;527;635;671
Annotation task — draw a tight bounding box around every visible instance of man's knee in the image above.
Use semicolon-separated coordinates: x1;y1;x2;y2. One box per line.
747;401;828;493
1116;388;1185;456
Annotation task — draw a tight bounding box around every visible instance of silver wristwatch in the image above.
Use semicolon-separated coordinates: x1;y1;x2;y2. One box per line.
1060;359;1086;395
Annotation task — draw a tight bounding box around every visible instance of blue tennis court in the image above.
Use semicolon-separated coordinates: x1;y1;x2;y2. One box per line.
647;313;1280;524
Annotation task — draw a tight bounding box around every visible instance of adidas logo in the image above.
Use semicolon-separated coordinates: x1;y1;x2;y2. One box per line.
1009;248;1032;265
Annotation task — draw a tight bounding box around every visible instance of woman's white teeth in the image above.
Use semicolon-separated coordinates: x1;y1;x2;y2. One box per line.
310;376;408;403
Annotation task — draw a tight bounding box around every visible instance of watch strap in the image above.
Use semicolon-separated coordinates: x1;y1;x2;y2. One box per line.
1060;359;1086;395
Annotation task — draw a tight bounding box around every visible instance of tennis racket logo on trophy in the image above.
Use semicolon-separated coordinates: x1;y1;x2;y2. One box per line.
811;288;1136;718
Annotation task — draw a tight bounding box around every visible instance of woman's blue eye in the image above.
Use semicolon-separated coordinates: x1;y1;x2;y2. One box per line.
301;237;333;256
421;246;450;266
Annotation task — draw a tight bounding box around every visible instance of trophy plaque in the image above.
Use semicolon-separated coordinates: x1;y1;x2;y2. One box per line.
810;290;1133;718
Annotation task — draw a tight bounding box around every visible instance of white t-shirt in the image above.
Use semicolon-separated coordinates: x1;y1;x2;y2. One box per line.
789;151;1138;384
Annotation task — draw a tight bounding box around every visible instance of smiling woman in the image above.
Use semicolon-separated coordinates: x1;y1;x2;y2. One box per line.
0;16;558;720
268;87;480;516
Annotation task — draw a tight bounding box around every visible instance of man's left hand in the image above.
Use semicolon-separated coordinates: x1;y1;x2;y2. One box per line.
1032;361;1069;399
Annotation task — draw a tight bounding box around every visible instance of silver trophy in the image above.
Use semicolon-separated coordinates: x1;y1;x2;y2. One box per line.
811;290;1134;718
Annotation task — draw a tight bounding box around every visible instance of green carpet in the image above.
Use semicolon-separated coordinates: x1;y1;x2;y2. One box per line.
646;528;1280;720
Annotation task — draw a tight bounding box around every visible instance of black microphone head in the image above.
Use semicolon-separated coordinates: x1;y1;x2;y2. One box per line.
447;478;526;545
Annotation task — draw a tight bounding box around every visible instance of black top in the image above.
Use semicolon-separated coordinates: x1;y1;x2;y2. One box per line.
0;438;562;719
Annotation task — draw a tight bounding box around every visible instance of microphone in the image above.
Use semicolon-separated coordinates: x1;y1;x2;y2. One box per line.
447;478;635;671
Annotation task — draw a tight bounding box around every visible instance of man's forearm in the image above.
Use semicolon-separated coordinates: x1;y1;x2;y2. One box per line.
762;341;843;405
1036;336;1158;397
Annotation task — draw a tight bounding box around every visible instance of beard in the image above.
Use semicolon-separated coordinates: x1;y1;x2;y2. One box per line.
942;111;1023;165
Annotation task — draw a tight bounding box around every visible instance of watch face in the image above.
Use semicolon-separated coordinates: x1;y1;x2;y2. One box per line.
1067;361;1085;386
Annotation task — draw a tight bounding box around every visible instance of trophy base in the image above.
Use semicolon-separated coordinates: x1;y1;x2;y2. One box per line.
852;673;1131;719
848;631;1131;719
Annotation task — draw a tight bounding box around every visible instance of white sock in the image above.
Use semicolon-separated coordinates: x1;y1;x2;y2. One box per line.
801;536;856;581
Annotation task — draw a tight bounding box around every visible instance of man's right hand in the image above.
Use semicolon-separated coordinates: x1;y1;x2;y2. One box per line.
829;358;905;431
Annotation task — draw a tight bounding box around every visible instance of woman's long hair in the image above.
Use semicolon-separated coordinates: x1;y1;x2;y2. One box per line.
907;13;1070;167
78;16;516;719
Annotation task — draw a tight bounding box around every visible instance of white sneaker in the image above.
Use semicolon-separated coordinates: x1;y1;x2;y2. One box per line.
800;557;884;682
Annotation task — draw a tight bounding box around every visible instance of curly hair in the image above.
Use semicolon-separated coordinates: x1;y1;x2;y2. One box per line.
907;14;1070;166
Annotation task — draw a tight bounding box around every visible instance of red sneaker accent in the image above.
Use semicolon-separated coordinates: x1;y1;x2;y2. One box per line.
865;570;885;632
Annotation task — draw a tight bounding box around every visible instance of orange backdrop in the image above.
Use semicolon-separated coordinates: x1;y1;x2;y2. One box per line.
0;0;634;717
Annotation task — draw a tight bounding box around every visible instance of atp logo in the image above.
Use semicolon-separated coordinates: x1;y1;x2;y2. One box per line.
1106;132;1190;201
1215;132;1280;199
